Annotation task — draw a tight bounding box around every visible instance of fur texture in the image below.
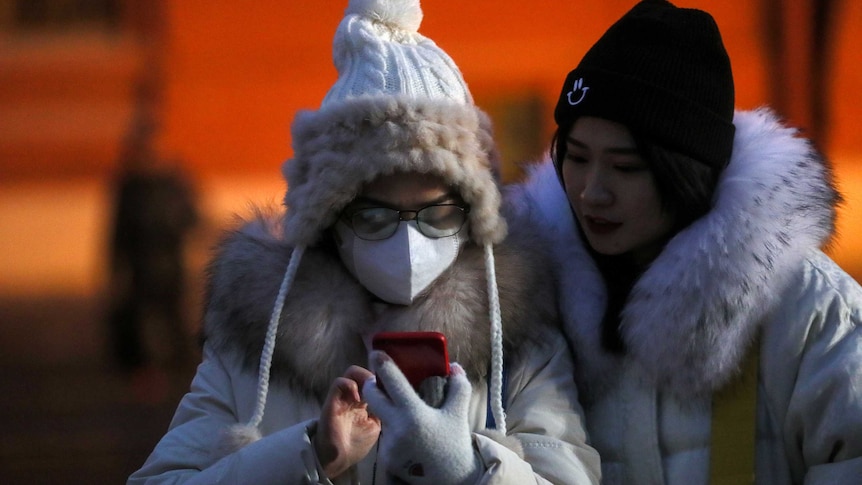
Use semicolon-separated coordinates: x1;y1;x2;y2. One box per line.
284;96;505;248
204;207;557;401
513;108;840;399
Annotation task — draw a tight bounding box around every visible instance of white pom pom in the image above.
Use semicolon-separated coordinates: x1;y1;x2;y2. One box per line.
212;423;263;460
346;0;423;32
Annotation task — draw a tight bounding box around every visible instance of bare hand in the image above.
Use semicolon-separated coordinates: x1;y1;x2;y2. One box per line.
314;366;381;479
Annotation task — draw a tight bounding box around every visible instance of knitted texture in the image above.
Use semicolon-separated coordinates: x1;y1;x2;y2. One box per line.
554;0;735;168
283;0;504;248
324;0;470;106
484;242;506;434
364;358;482;485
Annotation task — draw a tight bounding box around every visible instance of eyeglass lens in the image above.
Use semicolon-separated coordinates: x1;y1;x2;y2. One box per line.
347;204;467;240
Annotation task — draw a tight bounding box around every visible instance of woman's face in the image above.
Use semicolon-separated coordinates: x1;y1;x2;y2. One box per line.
561;116;675;265
333;171;467;306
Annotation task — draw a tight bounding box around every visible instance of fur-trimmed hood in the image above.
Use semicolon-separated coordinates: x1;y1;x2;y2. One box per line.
203;209;556;401
509;108;840;398
283;96;506;248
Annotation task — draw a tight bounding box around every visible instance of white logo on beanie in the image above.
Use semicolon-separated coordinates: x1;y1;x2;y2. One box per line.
567;78;590;105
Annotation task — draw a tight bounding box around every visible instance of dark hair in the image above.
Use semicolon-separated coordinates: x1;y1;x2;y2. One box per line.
551;121;722;232
551;120;725;352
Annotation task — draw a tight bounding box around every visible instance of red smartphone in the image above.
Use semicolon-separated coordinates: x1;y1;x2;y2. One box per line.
371;331;450;390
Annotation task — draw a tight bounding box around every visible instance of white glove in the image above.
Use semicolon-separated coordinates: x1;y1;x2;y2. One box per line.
363;350;482;485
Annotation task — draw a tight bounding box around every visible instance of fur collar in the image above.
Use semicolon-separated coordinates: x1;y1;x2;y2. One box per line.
510;108;840;398
203;208;556;400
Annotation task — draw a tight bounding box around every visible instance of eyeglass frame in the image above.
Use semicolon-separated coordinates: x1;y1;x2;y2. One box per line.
338;203;471;241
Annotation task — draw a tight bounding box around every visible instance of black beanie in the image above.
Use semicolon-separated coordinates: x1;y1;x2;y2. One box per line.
554;0;735;169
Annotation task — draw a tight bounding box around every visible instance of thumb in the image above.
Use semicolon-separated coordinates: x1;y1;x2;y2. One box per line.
362;376;392;415
441;363;472;416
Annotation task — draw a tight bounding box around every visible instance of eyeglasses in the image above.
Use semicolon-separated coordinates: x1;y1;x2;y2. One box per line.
340;204;470;241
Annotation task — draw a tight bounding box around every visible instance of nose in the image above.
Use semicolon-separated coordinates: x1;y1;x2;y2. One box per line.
580;169;613;206
398;209;419;221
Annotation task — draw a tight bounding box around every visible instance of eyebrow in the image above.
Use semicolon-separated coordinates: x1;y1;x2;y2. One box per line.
351;192;460;209
566;136;639;155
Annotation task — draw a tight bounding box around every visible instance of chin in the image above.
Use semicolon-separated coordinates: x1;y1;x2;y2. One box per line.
586;240;627;257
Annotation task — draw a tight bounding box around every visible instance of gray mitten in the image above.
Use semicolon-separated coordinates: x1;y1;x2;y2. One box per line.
363;351;482;485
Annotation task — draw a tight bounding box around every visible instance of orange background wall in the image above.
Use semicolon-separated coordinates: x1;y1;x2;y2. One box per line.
157;1;860;172
160;0;862;285
159;1;768;175
1;4;859;480
1;0;861;296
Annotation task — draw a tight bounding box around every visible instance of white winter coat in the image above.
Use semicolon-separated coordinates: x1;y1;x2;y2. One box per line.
128;214;601;484
507;108;862;484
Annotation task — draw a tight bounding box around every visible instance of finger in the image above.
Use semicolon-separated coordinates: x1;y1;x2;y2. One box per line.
369;350;421;405
343;365;375;396
441;362;472;415
362;375;396;416
334;376;361;404
322;375;345;407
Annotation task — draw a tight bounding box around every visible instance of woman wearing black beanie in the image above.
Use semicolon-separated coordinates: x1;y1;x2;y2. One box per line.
508;0;862;483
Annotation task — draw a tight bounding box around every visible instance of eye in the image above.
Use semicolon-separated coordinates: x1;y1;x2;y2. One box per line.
614;164;648;174
610;153;647;174
354;208;391;225
419;205;459;227
350;207;397;239
564;153;589;165
416;204;468;238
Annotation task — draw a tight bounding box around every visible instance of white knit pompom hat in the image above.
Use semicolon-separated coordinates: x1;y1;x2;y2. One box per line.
282;0;504;248
226;0;509;448
322;0;471;106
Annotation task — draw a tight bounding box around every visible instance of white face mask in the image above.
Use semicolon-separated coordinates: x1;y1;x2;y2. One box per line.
334;220;466;305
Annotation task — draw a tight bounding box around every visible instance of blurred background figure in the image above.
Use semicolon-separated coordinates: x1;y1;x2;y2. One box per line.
762;0;842;151
106;71;198;399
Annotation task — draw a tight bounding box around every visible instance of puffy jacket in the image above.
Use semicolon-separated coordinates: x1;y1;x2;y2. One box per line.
506;108;862;484
129;213;601;484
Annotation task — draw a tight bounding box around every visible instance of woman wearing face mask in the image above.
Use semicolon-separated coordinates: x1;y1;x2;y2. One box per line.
129;1;600;484
508;0;862;483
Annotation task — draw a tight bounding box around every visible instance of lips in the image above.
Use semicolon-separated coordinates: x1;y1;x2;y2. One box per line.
583;215;621;235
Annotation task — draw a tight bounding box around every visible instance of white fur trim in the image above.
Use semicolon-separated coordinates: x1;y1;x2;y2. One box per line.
517;108;838;398
284;97;505;247
205;210;554;399
624;108;836;395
